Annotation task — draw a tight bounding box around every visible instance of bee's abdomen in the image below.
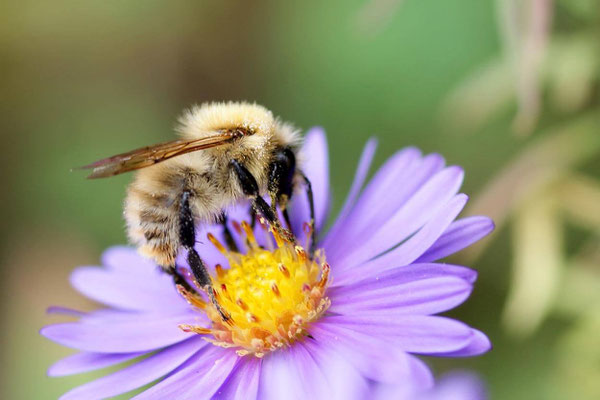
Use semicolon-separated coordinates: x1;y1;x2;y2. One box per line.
124;186;180;268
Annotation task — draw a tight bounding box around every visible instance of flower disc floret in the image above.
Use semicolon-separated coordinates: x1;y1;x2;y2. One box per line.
179;222;330;357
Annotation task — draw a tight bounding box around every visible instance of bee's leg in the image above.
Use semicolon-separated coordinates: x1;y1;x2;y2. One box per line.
267;147;295;207
266;147;296;234
281;208;293;231
218;212;238;252
179;190;230;322
298;170;316;253
230;159;295;243
265;147;317;250
165;266;196;294
249;206;257;229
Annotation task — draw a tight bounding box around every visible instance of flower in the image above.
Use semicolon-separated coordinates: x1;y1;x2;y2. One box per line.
373;371;488;400
42;128;494;399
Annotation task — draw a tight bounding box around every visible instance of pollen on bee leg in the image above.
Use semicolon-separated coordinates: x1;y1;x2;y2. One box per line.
176;266;203;292
176;267;194;284
256;219;275;250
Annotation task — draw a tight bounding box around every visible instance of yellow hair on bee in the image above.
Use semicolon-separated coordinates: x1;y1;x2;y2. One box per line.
177;102;276;140
121;101;301;269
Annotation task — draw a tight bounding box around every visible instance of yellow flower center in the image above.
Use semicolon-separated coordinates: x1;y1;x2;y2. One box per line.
177;222;330;358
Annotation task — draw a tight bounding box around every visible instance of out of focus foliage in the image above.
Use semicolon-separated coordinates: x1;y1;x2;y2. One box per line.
443;0;600;398
1;0;598;399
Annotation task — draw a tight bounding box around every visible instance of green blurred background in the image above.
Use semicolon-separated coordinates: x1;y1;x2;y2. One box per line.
1;0;599;398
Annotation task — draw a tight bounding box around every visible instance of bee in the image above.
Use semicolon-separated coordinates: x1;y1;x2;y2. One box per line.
81;102;315;320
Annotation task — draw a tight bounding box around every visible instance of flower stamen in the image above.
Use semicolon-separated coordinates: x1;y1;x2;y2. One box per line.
175;284;206;310
178;221;331;357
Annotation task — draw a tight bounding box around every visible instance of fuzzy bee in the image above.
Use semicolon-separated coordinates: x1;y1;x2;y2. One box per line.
81;102;315;320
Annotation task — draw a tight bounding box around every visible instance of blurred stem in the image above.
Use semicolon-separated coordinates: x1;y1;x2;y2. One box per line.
553;310;600;398
502;195;562;338
556;174;600;232
497;0;553;136
554;250;600;317
548;34;599;113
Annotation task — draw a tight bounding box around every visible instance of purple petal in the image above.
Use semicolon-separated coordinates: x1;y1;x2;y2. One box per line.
59;337;205;400
289;127;330;241
416;216;495;262
335;194;468;285
329;276;472;316
333;148;425;239
309;322;414;384
332;166;464;270
101;246;157;273
365;193;468;266
213;357;261;400
46;306;86;317
426;329;491;357
321;138;378;246
324;147;426;257
406;355;435;390
41;310;198;353
70;266;187;312
258;344;328;400
222;200;253;222
258;340;368;400
97;246;220;309
194;228;231;270
300;339;370;400
133;346;238;399
376;371;487;400
371;383;415;400
48;351;145;377
333;262;477;289
257;348;300;399
370;354;435;400
322;315;474;354
428;371;488;400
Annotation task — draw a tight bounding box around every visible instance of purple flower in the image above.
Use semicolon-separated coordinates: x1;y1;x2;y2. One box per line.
42;128;494;399
373;371;488;400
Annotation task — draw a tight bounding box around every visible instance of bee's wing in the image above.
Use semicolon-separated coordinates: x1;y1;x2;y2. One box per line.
79;131;244;179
